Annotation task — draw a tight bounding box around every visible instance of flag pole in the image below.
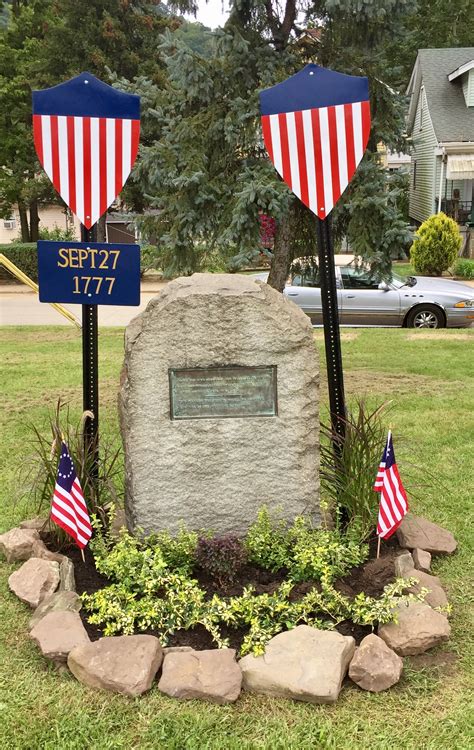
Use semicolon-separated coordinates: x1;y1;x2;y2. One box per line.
316;215;347;524
80;548;85;563
80;222;99;501
376;536;381;559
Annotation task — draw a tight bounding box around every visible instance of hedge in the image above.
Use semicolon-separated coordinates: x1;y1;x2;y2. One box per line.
0;243;38;283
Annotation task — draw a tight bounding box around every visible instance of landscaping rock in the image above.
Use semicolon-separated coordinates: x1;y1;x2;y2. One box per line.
8;558;60;608
30;611;90;663
239;625;355;704
59;558;76;592
68;635;163;697
394;551;415;578
412;548;431;573
0;528;40;562
403;570;448;609
349;634;403;692
162;646;194;655
396;515;457;555
159;648;242;704
29;591;82;630
378;602;451;656
19;517;48;531
31;539;65;564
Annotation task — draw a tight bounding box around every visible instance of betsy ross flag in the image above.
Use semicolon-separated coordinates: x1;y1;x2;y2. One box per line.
51;442;93;549
374;431;408;539
32;72;140;229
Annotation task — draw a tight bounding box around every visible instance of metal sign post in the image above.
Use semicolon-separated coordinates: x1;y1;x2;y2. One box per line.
260;63;371;457
32;72;141;485
80;223;99;486
316;216;345;443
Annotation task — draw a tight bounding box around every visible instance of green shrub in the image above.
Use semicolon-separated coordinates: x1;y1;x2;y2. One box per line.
196;534;247;586
245;506;290;571
0;243;38;281
452;258;474;280
83;517;423;654
410;212;462;275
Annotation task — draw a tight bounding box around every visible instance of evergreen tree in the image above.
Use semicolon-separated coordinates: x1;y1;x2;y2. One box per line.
0;0;174;239
132;0;415;287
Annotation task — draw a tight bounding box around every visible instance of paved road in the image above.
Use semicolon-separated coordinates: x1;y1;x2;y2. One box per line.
1;276;473;327
0;281;167;327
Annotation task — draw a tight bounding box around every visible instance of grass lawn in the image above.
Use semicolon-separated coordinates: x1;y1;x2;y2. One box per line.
1;326;473;749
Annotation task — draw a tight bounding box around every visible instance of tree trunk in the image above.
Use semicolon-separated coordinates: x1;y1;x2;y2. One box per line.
267;213;292;292
97;214;107;242
18;202;30;242
29;200;40;242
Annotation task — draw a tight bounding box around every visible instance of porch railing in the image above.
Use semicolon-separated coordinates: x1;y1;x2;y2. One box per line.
439;199;473;224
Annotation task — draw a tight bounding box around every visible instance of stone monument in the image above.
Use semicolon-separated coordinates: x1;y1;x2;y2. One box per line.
120;273;319;535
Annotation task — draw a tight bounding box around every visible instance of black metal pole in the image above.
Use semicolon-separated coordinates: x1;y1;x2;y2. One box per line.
80;223;99;494
316;215;346;445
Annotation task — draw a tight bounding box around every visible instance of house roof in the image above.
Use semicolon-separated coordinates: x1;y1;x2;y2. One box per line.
407;48;474;143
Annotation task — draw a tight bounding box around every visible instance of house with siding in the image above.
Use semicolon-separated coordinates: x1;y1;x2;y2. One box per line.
406;48;474;231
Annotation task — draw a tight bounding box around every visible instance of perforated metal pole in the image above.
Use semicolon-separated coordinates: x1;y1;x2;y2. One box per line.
316;216;346;444
80;223;99;491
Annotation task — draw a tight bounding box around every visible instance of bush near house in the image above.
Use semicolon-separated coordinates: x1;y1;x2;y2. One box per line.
0;243;38;282
452;258;474;280
410;212;462;276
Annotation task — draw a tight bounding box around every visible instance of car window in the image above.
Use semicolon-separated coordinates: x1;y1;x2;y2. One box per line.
340;267;380;290
291;267;320;288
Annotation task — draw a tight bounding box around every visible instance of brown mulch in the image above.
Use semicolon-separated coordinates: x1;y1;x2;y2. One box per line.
45;532;401;651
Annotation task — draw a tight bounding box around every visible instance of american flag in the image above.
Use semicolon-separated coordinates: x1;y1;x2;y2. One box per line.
260;64;370;219
51;442;93;549
33;72;140;229
374;431;408;539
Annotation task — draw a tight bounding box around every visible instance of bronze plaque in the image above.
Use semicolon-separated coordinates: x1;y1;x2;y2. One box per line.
169;366;277;420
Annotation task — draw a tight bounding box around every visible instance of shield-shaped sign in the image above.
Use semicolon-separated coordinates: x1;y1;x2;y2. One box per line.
260;64;370;219
32;72;140;229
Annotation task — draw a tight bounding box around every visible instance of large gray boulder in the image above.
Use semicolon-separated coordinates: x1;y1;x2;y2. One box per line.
396;515;457;555
30;611;90;662
378;603;451;656
158;648;242;704
0;528;40;562
68;635;163;697
239;625;355;704
8;558;60;608
349;634;403;692
29;590;82;630
120;273;320;536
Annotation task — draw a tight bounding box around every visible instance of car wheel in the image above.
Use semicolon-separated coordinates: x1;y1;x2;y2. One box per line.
406;304;445;329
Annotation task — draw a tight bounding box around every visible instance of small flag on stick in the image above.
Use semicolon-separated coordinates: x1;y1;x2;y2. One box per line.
51;442;93;549
374;431;408;540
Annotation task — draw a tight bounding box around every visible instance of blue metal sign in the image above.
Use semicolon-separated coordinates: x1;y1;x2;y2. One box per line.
38;241;140;306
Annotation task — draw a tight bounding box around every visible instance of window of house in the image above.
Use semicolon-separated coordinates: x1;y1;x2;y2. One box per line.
419;87;424;130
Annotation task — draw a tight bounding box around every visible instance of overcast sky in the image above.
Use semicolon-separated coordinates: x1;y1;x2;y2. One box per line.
184;0;230;29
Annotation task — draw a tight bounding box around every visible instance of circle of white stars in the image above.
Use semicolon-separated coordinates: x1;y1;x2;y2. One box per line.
58;453;74;480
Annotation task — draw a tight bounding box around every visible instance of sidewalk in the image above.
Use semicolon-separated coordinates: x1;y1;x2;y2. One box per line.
0;279;168;327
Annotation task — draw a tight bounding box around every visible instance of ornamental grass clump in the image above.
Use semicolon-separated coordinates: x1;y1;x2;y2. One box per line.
320;400;390;541
410;212;462;276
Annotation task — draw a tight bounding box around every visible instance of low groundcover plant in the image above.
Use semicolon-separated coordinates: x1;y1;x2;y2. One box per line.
82;507;424;655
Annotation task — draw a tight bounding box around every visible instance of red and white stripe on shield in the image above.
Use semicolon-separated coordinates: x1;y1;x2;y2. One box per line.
33;114;140;229
261;101;370;220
